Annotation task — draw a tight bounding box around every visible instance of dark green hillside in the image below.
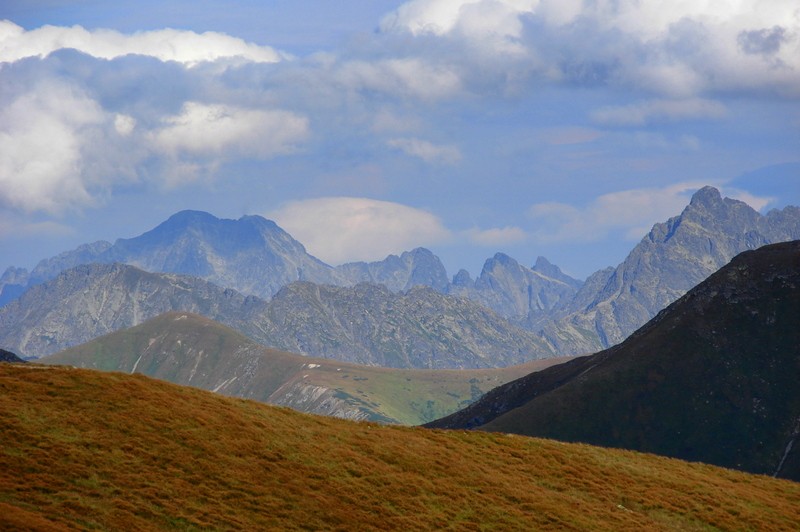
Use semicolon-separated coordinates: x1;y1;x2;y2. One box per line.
430;241;800;480
2;364;799;530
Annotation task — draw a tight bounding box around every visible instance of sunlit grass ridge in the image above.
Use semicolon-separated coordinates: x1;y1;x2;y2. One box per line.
1;363;799;530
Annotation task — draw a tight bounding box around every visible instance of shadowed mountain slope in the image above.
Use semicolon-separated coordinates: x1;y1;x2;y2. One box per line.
2;363;799;530
43;312;561;424
429;241;800;480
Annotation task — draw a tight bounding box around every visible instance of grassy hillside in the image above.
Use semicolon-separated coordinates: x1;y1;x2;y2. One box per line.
429;241;800;479
43;312;561;425
2;364;799;531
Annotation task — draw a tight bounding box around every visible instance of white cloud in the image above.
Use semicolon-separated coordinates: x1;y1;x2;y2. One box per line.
269;197;452;264
114;114;136;136
380;0;800;97
527;183;777;244
722;188;774;211
527;182;709;243
387;137;462;164
0;81;106;214
591;99;728;126
336;58;462;100
465;226;527;246
0;20;284;65
152;102;309;159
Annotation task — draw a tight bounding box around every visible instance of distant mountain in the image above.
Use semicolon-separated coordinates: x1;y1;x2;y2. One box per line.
0;263;249;358
102;210;344;298
429;241;800;481
449;253;581;329
0;267;28;307
337;247;450;292
0;348;24;363
260;281;555;368
42;312;562;424
5;363;798;530
4;186;799;360
0;263;555;368
1;211;576;319
543;186;800;354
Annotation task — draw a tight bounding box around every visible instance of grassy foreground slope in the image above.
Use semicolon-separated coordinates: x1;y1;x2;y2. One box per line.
2;364;799;531
43;312;560;425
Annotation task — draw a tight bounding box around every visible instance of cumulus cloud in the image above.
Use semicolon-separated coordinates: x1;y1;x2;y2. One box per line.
380;0;537;54
335;58;462;100
152;102;309;160
387;137;461;164
465;226;526;246
269;197;452;264
591;99;728;126
0;81;107;213
381;0;800;97
0;20;284;65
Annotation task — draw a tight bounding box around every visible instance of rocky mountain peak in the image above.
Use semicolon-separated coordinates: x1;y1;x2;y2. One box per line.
689;185;724;208
532;256;583;289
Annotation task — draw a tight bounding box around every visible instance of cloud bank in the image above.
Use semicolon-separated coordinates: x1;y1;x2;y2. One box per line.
269;197;452;264
0;20;283;65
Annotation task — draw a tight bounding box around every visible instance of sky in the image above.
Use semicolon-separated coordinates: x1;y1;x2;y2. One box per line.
1;0;798;280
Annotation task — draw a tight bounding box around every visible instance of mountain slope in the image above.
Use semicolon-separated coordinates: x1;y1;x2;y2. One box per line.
0;263;555;368
2;364;799;531
0;263;250;358
260;281;555;368
544;187;800;354
103;210;342;298
0;348;24;363
429;241;800;480
43;312;560;424
337;247;450;292
449;252;581;328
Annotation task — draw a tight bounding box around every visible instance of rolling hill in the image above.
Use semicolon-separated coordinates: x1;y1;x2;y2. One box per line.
43;312;560;425
2;363;799;530
429;241;800;480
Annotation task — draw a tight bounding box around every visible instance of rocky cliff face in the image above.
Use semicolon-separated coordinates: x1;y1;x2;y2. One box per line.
0;263;554;368
0;263;249;357
102;211;343;298
542;187;800;354
429;240;800;480
336;247;450;293
259;281;554;368
448;253;580;329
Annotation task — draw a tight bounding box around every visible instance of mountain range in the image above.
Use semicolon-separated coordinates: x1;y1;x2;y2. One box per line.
1;186;799;369
42;311;562;424
428;241;800;481
542;186;800;354
0;262;553;367
3;362;798;530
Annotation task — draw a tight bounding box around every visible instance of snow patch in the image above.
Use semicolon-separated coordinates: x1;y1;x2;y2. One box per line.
131;354;143;374
212;376;238;392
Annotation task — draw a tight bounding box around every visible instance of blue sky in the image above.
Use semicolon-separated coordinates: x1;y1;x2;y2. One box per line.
1;1;798;280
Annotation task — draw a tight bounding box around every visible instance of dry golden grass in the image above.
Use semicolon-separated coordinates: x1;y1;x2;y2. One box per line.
1;363;799;531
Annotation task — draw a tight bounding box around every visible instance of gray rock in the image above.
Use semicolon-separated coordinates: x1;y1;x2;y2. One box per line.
0;263;554;368
542;186;800;354
335;247;450;292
